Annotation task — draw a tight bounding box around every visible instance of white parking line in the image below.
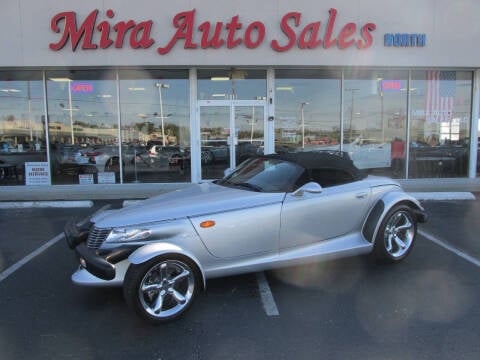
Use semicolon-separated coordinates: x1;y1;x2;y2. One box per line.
0;233;64;282
419;230;480;267
256;272;279;316
0;204;111;283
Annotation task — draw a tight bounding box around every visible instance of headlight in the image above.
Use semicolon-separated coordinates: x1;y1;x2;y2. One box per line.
105;227;152;243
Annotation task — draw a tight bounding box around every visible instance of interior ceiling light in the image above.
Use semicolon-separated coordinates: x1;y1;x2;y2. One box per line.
49;77;72;82
128;87;145;91
276;86;294;92
211;77;230;81
0;88;21;93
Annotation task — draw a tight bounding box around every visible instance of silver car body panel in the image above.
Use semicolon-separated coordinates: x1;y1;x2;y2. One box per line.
190;202;282;258
280;180;372;248
91;182;284;228
202;232;372;279
73;175;421;287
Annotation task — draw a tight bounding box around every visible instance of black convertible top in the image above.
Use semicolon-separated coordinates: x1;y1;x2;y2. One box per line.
262;150;366;180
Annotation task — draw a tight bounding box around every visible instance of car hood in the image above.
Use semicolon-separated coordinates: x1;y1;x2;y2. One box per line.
92;182;286;228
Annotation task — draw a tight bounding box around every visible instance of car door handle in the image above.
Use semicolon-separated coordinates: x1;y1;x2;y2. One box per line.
356;192;368;199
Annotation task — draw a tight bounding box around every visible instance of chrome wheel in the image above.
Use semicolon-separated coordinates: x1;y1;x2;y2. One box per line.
136;259;196;321
374;204;417;263
383;210;415;259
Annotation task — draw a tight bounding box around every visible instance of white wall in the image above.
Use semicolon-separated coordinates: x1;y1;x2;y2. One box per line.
1;0;479;68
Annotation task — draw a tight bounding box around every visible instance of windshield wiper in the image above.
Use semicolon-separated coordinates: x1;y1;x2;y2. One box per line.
234;182;262;192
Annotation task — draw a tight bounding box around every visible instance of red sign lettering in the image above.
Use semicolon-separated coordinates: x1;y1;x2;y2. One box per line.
49;8;376;54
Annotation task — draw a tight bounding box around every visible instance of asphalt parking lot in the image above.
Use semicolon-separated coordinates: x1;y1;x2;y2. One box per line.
1;197;480;360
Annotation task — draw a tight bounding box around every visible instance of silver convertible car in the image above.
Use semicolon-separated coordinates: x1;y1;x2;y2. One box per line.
65;151;427;323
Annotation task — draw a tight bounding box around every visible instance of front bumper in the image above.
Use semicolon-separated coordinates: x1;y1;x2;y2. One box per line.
64;220;137;282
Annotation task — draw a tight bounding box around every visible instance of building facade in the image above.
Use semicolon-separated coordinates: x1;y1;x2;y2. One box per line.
0;0;479;190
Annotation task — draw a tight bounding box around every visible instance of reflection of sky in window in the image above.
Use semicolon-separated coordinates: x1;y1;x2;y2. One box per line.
0;70;473;133
0;80;44;126
119;79;189;126
46;78;190;129
47;80;116;127
275;78;341;131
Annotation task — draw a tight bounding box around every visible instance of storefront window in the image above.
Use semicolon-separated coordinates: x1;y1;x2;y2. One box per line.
46;70;117;185
0;71;46;185
275;69;342;154
410;70;472;178
344;70;408;178
119;69;189;183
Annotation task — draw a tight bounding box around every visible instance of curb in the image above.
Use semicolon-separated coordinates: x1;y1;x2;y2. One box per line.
0;201;94;209
409;192;476;201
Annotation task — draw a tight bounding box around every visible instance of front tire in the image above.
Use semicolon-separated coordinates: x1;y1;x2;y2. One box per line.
123;255;200;323
373;204;417;263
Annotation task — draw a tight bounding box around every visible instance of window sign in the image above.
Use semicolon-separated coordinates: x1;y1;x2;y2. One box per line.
79;174;94;184
98;172;116;184
25;162;50;186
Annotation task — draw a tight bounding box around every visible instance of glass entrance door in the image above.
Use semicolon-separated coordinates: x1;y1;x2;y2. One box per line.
198;100;265;180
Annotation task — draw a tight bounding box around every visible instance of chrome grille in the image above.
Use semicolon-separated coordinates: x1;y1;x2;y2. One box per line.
87;227;111;249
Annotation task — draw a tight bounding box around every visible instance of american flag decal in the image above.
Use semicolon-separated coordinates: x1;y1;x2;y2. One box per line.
425;70;456;123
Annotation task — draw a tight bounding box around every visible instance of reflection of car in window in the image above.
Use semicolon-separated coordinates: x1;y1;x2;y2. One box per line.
148;145;190;167
409;139;469;177
278;137;392;170
50;144;94;176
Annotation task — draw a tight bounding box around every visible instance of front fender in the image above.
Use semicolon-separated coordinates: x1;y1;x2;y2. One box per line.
362;191;426;243
128;242;206;289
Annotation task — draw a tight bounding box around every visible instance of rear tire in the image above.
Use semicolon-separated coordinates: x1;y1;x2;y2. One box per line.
123;255;200;323
373;204;417;263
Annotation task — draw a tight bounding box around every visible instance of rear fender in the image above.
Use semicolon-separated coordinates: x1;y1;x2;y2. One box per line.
362;191;424;244
128;242;206;289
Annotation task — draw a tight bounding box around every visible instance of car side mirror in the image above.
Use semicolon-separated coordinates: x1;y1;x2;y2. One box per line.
292;182;323;197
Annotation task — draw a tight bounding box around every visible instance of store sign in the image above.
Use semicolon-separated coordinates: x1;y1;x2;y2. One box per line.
384;33;426;47
25;162;50;186
381;80;403;91
49;8;376;54
70;82;93;93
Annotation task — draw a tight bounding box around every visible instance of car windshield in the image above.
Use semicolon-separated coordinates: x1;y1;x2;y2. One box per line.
215;157;306;192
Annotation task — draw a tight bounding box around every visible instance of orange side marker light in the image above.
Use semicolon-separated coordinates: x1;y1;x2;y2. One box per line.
200;220;216;228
